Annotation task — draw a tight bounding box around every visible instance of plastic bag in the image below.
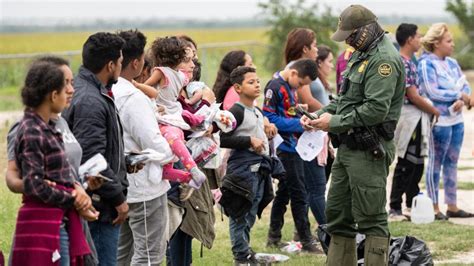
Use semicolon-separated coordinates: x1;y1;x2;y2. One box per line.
317;224;331;254
280;241;302;253
388;236;433;265
317;224;433;266
186;136;218;167
255;253;289;263
203;133;221;169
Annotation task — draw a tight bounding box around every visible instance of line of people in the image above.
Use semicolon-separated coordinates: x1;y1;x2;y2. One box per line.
4;4;474;266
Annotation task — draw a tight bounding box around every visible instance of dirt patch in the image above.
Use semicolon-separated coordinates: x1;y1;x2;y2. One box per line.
435;249;474;264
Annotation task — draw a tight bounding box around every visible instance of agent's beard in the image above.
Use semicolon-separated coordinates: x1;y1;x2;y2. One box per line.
347;22;385;52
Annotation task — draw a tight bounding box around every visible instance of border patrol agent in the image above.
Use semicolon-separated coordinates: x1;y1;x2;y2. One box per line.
301;5;405;265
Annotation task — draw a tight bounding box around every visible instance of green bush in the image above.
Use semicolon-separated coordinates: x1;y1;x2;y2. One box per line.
259;0;338;72
446;0;474;70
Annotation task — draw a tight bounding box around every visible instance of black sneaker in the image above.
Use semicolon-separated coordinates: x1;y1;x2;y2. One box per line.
301;239;324;254
234;253;259;266
266;236;285;248
434;212;449;221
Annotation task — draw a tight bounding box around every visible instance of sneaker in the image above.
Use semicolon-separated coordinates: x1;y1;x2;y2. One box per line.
301;239;324;254
179;184;195;202
234;253;259;266
266;237;285;248
388;209;408;222
295;230;320;242
189;167;206;189
434;212;449;221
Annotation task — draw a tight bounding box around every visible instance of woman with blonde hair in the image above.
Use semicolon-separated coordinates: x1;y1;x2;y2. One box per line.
418;23;473;220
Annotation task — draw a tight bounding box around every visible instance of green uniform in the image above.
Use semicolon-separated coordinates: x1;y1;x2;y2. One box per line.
317;35;405;238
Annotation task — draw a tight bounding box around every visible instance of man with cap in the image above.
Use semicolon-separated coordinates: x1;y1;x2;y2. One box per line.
301;5;405;266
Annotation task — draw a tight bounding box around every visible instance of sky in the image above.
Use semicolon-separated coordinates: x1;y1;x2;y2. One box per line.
1;0;453;24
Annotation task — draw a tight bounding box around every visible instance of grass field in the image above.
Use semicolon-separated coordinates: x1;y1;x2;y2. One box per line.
0;28;271;111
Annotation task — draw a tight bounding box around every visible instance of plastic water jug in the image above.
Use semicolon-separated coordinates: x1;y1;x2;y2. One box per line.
411;193;435;224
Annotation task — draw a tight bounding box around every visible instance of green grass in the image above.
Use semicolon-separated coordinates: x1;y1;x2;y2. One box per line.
389;221;474;260
0;28;271;111
0;86;22;111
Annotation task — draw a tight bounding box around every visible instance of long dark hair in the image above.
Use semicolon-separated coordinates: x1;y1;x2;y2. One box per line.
284;28;315;65
212;50;247;103
316;45;332;91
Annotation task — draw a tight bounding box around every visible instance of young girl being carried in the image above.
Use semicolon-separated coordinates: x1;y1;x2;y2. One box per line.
133;36;206;189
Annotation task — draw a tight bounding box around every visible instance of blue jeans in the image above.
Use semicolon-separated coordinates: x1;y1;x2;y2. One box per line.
89;221;121;266
303;159;327;225
229;173;265;261
59;222;70;266
167;228;193;266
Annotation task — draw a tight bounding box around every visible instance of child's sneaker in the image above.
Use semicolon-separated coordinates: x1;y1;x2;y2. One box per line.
179;184;195;202
189;167;206;189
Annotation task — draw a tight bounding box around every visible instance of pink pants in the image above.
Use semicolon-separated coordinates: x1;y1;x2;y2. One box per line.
160;124;196;183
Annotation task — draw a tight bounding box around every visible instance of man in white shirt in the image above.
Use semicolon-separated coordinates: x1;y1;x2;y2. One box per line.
113;29;174;266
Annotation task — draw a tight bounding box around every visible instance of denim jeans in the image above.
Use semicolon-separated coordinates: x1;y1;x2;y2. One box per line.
89;221;121;266
303;159;327;225
269;152;312;244
167;228;193;266
59;222;70;266
229;173;265;261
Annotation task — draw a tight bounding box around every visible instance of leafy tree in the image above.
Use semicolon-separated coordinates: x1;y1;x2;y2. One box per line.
446;0;474;69
259;0;338;71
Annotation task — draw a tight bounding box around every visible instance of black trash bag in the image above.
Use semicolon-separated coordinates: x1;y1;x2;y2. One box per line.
316;224;365;259
316;225;433;266
388;236;434;266
356;234;366;265
317;224;331;254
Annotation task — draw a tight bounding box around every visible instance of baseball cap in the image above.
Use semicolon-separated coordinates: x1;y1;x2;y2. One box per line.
331;5;378;42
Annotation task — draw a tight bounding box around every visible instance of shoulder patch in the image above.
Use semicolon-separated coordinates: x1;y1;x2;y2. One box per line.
265;89;273;100
378;63;392;77
264;89;273;106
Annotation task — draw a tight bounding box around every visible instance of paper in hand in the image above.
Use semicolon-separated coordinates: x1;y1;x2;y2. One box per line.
79;153;108;179
295;130;327;161
270;134;284;156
